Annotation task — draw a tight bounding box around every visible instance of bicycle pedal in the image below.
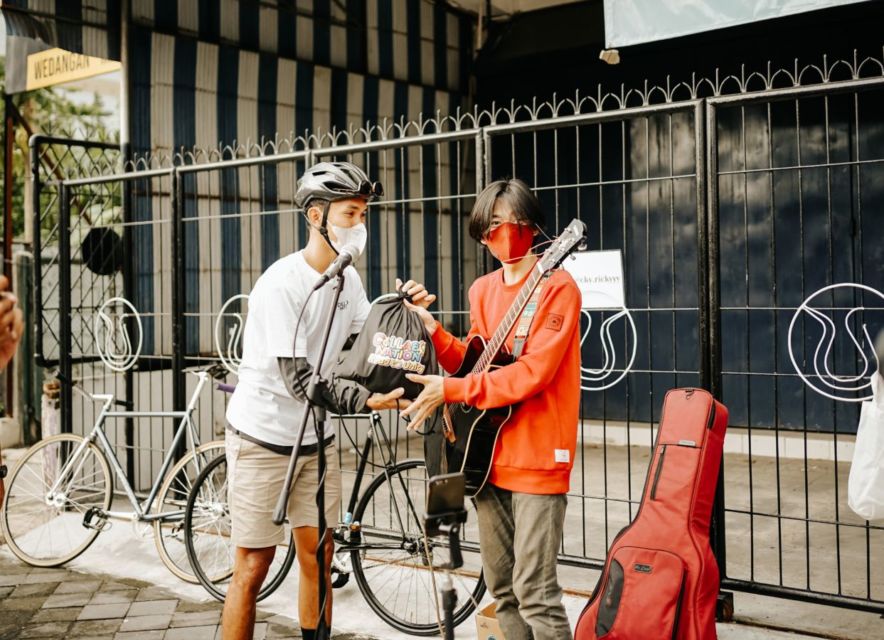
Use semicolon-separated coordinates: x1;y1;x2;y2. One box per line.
332;550;352;569
82;507;111;532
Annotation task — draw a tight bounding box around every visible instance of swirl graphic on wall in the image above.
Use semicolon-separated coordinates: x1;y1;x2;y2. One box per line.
788;283;884;403
215;294;249;376
94;297;143;372
579;307;638;392
565;250;637;391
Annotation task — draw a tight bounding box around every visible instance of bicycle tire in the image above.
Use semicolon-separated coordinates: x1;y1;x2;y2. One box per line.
1;434;113;567
184;453;296;602
153;440;227;582
350;458;486;636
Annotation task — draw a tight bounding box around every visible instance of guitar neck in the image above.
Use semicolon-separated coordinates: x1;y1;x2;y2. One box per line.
471;265;546;374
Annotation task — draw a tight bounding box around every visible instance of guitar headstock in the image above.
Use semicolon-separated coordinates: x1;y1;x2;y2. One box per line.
537;218;587;273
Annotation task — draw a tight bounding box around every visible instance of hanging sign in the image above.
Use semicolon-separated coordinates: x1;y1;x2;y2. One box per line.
26;47;120;91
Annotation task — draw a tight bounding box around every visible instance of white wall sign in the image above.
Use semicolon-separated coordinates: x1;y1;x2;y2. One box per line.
564;250;626;309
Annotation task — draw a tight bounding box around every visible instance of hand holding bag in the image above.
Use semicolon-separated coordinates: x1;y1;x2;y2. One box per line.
335;291;444;474
335;292;438;399
848;371;884;521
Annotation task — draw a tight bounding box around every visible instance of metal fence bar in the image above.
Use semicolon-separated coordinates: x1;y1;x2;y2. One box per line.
704;97;730;593
122;159;135;484
58;182;72;435
171;170;186;460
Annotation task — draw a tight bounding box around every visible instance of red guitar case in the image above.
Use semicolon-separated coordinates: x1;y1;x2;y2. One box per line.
575;388;728;640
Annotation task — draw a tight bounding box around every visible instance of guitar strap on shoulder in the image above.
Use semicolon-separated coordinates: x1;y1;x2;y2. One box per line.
512;272;552;359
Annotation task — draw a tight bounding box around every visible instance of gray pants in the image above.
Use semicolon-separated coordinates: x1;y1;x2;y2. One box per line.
475;484;572;640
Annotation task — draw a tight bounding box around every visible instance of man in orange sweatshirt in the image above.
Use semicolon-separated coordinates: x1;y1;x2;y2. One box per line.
403;178;581;639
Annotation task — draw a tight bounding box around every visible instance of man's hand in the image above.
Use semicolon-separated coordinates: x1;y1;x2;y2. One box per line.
400;373;445;431
0;276;22;371
366;387;411;411
396;278;438;334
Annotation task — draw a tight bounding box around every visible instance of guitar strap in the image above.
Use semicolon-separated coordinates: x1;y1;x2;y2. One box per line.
512;272;552;359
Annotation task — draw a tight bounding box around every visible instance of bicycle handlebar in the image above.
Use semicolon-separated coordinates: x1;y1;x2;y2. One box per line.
182;363;229;381
55;362;229;408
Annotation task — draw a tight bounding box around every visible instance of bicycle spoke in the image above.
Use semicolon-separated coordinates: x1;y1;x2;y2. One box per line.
152;443;227;581
351;460;485;634
2;435;111;566
183;454;292;600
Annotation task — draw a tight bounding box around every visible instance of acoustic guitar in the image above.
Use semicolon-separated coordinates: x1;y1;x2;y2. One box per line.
442;218;587;497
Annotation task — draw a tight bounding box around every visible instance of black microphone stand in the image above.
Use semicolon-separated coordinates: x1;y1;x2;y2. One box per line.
425;503;467;640
437;521;464;640
273;272;345;640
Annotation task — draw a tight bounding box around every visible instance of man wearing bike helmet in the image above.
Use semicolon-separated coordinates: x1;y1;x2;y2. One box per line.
223;162;432;639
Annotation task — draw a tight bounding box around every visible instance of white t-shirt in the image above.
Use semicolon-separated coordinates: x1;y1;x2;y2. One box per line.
226;250;372;447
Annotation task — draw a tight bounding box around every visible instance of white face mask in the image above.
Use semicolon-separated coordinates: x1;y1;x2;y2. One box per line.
329;222;368;257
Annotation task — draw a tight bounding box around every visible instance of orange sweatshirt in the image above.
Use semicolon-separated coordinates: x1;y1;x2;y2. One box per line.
431;266;582;495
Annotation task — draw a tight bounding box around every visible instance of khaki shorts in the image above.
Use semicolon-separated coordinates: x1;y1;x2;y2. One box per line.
226;431;342;548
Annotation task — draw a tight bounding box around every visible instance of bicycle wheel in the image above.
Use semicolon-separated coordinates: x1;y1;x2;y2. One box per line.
153;440;227;582
350;459;486;636
1;434;113;567
184;453;296;602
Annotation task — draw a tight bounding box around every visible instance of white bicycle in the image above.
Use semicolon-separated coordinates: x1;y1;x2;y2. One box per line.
0;365;227;582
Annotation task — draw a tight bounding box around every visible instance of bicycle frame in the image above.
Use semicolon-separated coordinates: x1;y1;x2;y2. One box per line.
48;371;213;522
336;412;429;554
340;413;482;558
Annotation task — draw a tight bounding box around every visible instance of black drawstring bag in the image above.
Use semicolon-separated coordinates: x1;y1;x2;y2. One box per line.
336;292;438;399
335;292;445;475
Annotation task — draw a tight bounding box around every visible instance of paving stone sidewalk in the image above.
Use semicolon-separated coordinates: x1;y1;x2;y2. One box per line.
0;554;374;640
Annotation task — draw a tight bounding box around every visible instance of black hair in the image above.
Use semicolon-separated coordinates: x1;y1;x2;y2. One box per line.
305;198;329;215
468;178;545;242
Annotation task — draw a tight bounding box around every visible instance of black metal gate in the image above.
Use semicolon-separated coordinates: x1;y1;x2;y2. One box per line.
708;73;884;613
30;134;120;368
39;54;884;618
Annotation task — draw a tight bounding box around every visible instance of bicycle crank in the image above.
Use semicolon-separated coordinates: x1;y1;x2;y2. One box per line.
132;520;154;539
